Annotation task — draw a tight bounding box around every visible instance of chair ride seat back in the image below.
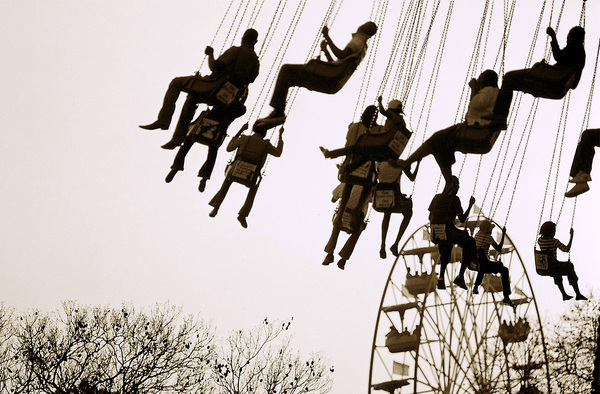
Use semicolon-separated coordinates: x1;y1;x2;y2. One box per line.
187;111;228;147
429;223;447;243
303;54;361;94
354;125;410;160
373;182;410;213
521;61;579;99
225;157;262;187
338;160;376;186
455;123;501;154
189;74;248;107
534;249;557;276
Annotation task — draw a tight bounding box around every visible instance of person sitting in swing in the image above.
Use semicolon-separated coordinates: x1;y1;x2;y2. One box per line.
208;124;284;228
565;128;600;198
428;176;477;290
375;159;420;259
165;98;248;191
254;21;378;130
489;26;586;126
320;96;411;174
472;220;514;307
140;29;260;149
389;69;499;182
537;221;587;301
322;182;373;270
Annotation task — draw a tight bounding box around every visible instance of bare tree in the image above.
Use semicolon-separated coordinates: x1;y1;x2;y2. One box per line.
9;301;215;393
548;292;599;394
212;318;333;394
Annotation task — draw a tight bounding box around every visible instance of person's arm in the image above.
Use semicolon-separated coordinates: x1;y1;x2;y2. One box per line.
320;40;334;62
468;77;481;99
268;128;285;157
492;226;506;252
205;46;217;71
377;96;391;118
321;26;352;60
457;196;475;223
565;228;574;252
546;27;562;62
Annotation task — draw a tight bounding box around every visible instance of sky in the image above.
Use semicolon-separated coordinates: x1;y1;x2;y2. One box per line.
1;0;599;393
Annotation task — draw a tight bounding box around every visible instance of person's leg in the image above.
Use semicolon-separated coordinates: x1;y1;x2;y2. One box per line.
158;77;201;126
553;275;572;300
380;213;391;259
433;153;454;183
570;128;600;177
208;178;233;216
338;227;364;269
269;64;308;114
493;69;527;117
437;242;453;289
390;201;413;257
237;183;260;228
164;96;199;147
198;146;219;192
562;261;587;300
166;138;194;183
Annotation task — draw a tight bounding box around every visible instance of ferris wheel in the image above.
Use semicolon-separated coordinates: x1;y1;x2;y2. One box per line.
368;212;550;394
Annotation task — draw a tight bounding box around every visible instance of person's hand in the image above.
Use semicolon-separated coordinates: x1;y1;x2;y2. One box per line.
204;46;214;56
570;228;574;236
469;196;476;205
241;122;249;131
546;26;556;39
502;226;507;234
320;40;328;51
279;127;285;135
321;26;329;36
377;95;383;104
468;78;478;89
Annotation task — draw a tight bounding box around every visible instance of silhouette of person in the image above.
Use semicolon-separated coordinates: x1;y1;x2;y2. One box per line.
428;176;477;290
390;69;499;182
208;124;284;228
255;22;378;129
537;221;587;301
140;29;260;149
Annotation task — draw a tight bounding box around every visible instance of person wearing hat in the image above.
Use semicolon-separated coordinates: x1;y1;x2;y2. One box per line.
537;221;587;301
208;123;284;229
319;96;411;173
389;69;500;182
472;220;514;307
140;29;260;149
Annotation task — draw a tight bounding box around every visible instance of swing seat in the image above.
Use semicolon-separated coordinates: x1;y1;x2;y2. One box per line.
338;160;376;186
225;157;262;187
533;249;555;276
373;183;411;213
455;123;502;154
372;379;410;392
520;61;579;100
385;329;420;353
303;54;361;94
481;274;503;293
189;74;248;107
353;126;410;160
405;272;437;296
187;111;228;147
335;206;367;234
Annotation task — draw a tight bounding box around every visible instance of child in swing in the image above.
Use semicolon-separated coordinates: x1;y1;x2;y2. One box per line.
537;221;587;301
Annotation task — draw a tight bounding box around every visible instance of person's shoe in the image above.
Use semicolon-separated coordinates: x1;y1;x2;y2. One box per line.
453;276;468;290
379;248;387;259
161;140;182;150
437;279;446;290
255;109;286;129
337;259;346;270
322;254;334;266
503;297;515;308
575;293;588;301
319;146;332;158
198;178;207;193
208;208;218;218
565;182;590;198
568;170;592;183
139;120;169;130
237;215;248;228
472;286;479;294
390;244;399;257
165;169;178;183
562;293;573;301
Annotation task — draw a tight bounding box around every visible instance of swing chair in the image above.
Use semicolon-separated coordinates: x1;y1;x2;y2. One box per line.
455;122;503;154
303;52;364;95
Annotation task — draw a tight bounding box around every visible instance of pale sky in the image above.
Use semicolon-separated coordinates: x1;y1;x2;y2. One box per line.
1;1;599;393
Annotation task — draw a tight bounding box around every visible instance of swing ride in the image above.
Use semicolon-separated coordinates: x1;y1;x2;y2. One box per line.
142;0;599;391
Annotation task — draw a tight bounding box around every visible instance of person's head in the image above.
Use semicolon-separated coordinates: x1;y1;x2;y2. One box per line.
478;69;498;88
361;105;378;127
539;221;556;238
357;21;378;37
567;26;585;46
387;99;404;114
252;123;267;137
478;219;495;234
443;176;460;195
242;29;259;46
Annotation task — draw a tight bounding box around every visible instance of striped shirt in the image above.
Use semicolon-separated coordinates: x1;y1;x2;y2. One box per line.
537;237;568;257
475;232;495;258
